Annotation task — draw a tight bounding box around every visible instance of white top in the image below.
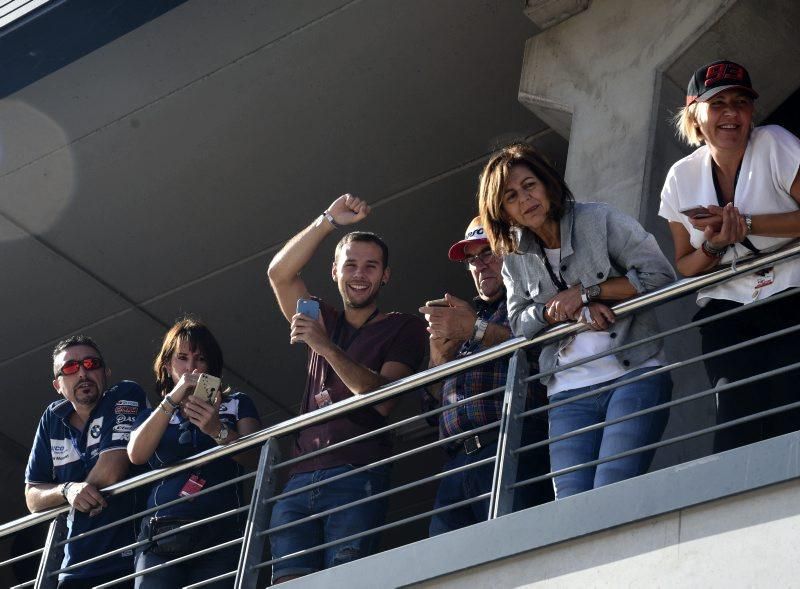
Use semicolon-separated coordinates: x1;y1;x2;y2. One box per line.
659;125;800;305
543;248;662;396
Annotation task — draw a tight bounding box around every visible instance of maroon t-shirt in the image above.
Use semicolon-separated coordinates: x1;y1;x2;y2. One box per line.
290;299;427;474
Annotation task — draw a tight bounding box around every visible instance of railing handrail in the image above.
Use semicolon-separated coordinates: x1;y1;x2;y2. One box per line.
4;240;799;538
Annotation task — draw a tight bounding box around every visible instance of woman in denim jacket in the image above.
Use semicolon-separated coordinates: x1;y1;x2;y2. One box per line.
478;143;675;498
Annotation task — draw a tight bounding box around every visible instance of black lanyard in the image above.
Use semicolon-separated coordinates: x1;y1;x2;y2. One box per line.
318;308;380;393
331;308;380;351
712;162;760;255
542;250;568;292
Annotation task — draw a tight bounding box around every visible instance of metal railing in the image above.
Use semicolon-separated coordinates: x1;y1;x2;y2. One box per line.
1;241;799;588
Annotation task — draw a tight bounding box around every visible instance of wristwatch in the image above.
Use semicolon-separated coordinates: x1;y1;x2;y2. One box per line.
471;318;489;344
214;424;229;443
581;284;601;304
743;214;753;235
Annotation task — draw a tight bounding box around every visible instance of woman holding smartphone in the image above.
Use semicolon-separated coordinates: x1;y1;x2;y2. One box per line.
477;143;675;499
659;60;800;452
128;317;261;588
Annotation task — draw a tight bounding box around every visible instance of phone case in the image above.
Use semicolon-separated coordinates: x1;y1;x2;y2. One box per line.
192;373;221;404
296;298;320;320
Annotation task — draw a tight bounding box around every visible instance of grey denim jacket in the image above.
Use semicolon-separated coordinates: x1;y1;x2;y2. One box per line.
502;202;676;384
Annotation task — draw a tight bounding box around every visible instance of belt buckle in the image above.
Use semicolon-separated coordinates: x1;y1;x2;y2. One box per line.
463;435;482;455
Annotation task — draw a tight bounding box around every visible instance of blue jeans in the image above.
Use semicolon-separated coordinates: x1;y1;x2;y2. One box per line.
429;414;552;536
269;464;390;582
428;442;495;536
548;367;671;499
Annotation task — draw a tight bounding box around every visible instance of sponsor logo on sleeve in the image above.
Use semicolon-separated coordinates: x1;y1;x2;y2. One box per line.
219;398;239;418
51;438;81;467
111;432;130;442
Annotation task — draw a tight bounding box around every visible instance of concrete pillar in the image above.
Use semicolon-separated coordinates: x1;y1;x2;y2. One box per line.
518;0;736;217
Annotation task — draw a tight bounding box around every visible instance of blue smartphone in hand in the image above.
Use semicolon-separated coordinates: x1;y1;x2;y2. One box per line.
296;298;320;320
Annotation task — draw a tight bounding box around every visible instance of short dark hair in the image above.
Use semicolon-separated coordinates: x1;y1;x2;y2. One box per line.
52;335;104;376
334;231;390;268
154;316;224;397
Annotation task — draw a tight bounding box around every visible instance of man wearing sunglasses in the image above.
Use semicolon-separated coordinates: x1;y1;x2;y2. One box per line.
25;335;147;588
419;217;552;536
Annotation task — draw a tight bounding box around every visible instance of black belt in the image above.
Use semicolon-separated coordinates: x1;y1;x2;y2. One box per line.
448;431;499;456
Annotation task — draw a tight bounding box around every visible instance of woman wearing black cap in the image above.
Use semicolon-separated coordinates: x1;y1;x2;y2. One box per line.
659;60;800;452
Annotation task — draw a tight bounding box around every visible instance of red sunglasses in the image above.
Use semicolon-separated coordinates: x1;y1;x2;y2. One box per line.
57;356;104;377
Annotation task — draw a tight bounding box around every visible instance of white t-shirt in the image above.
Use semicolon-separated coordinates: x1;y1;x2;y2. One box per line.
659;125;800;305
543;248;662;396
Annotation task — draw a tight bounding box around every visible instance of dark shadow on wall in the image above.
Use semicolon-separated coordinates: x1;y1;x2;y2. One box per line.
0;0;190;99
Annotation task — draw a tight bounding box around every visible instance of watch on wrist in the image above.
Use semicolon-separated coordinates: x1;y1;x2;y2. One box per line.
471;318;489;344
214;424;229;443
61;482;72;500
581;284;601;304
744;214;753;235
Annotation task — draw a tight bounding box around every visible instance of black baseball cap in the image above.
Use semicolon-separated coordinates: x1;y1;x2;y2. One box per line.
685;60;758;106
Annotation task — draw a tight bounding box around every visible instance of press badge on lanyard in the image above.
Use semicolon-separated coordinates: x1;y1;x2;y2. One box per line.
752;267;774;300
314;390;333;408
179;473;206;498
315;308;380;409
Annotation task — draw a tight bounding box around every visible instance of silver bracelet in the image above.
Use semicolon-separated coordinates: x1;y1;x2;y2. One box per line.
322;211;340;228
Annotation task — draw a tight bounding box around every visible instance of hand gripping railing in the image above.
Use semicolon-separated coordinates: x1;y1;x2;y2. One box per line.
1;241;798;588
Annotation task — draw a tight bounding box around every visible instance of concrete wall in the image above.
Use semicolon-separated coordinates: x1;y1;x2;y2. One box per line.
288;431;800;588
420;478;800;588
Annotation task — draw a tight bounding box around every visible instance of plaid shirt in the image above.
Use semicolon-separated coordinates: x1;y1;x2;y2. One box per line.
439;297;509;438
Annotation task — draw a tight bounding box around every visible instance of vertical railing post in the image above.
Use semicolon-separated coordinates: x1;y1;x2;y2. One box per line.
34;513;66;589
488;349;529;519
234;438;281;589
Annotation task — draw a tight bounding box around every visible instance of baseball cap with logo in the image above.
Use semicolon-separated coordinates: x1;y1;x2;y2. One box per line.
448;216;489;261
685;60;759;106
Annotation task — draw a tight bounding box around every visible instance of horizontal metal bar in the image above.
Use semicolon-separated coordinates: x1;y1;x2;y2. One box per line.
274;385;504;471
260;455;495;538
53;506;248;576
517;285;800;397
512;396;800;490
55;471;254;548
516;358;800;456
184;569;236;589
9;580;34;589
519;315;800;420
0;546;43;568
267;422;499;505
254;492;492;572
93;537;244;589
3;244;798;539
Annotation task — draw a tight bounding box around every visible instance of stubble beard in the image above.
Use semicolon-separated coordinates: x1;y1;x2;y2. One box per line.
73;381;100;406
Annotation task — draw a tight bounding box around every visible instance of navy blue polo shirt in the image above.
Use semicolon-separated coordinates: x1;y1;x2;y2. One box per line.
133;392;260;520
25;380;147;581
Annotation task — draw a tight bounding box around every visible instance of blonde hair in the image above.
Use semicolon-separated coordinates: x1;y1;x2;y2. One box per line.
672;103;704;147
